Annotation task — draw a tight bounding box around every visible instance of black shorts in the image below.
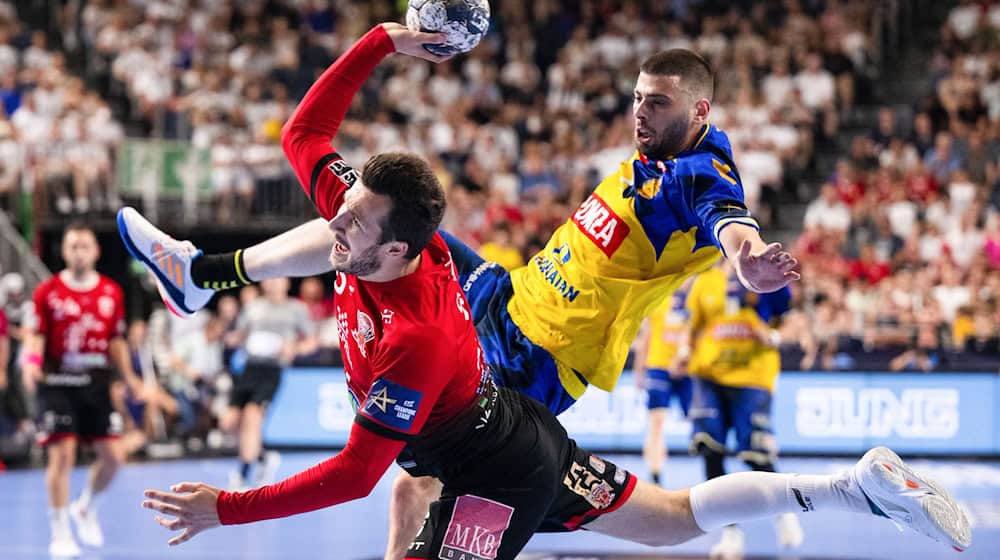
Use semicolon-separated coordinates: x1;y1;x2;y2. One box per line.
230;359;283;409
405;390;637;560
36;369;123;445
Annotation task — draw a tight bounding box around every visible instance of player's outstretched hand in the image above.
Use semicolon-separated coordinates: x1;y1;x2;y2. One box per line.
143;482;222;546
381;22;452;63
736;240;800;293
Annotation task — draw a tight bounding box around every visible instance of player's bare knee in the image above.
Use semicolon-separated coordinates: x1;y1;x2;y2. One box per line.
101;444;127;471
48;451;73;475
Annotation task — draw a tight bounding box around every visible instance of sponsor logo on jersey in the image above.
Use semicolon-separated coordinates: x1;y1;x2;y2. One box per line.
440;495;514;560
363;379;423;432
327;158;359;186
462;260;498;292
711;322;755;340
552;243;571;264
613;466;627;486
97;296;116;318
563;461;616;510
531;254;580;302
571;193;629;257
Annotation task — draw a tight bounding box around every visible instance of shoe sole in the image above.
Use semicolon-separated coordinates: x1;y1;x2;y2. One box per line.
116;209;195;317
859;447;971;551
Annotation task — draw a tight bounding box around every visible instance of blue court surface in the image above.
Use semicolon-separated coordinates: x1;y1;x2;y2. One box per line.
1;453;996;559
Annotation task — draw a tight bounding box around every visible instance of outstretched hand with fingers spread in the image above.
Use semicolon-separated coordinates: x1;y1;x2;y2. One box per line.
142;482;223;546
735;240;800;293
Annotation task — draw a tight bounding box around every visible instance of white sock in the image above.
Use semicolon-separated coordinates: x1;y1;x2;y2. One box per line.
77;486;101;512
689;471;870;532
50;507;70;538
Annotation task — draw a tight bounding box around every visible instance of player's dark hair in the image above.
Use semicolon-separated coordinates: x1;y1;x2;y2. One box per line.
640;49;715;102
362;152;446;259
63;221;97;240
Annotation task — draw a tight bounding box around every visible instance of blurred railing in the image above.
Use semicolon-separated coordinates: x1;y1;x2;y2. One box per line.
116;139;316;229
0;210;50;292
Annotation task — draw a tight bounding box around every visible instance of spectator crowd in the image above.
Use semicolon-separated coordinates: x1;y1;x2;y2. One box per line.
791;0;1000;371
1;0;878;227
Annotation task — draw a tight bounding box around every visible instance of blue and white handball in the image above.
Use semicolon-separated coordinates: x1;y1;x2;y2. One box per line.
406;0;491;56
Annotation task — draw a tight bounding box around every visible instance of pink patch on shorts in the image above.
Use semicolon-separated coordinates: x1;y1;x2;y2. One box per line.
439;495;515;560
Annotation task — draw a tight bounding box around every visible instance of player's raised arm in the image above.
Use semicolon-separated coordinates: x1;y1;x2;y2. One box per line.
280;24;447;219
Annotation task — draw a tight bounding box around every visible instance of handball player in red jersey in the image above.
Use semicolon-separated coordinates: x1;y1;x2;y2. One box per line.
136;23;970;559
26;223;146;557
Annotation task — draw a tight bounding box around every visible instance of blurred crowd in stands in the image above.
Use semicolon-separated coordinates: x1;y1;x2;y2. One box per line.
1;0;878;225
790;0;1000;371
0;0;999;464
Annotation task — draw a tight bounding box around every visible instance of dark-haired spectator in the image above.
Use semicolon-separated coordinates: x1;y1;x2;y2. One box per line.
925;132;963;183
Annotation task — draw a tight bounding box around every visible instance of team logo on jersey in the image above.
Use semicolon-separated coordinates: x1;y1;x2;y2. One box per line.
637;177;662;199
352;311;375;358
381;308;394;324
571;193;630;258
327;157;359;186
98;296;116;318
563;460;616;509
363;379;423;431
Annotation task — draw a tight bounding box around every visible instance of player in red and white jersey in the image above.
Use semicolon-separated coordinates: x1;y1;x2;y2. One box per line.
24;223;145;557
136;23;970;559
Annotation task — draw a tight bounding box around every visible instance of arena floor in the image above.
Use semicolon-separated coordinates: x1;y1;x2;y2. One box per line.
0;453;996;559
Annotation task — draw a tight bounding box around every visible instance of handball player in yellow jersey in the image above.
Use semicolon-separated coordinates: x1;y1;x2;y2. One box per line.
684;259;804;556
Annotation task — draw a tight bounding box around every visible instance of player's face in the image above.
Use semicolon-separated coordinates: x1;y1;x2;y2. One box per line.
632;72;703;159
61;229;100;274
327;184;394;277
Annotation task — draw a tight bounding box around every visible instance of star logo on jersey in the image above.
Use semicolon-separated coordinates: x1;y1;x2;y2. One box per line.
366;385;397;414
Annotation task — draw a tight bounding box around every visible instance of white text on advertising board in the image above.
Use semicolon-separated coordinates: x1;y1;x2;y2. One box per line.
795;388;959;439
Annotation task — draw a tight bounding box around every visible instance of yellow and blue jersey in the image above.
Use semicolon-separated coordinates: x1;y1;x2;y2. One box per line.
645;287;690;370
686;266;791;392
507;124;759;396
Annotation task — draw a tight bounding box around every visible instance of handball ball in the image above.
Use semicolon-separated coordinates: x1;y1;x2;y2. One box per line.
406;0;491;56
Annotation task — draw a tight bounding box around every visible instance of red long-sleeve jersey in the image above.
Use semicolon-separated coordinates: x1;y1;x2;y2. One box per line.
216;25;489;525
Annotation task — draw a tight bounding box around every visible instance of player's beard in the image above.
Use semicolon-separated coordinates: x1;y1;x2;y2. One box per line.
330;243;383;277
637;114;693;160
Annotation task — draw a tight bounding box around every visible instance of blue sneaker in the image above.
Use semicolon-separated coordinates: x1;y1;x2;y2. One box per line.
117;207;213;317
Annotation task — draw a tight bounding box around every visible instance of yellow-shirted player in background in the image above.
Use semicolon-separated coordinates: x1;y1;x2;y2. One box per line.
682;259;803;559
633;280;693;486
